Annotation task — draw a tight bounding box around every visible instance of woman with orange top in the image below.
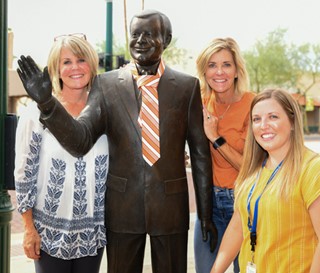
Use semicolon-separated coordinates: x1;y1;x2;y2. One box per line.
194;37;255;273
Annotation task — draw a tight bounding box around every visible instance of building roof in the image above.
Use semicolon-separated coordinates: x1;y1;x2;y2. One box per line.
291;93;320;107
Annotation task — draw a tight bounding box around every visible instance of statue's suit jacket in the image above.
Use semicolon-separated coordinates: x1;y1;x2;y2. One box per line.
41;65;213;236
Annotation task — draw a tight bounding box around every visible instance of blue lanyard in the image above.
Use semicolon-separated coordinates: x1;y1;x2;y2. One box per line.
246;158;283;252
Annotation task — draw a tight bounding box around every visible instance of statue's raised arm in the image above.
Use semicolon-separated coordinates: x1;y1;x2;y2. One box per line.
17;55;53;105
16;54;99;157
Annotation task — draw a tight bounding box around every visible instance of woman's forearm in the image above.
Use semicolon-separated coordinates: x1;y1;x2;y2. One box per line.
310;244;320;272
211;211;243;273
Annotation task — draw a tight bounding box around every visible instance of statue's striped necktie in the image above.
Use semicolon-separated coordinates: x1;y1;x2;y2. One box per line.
133;61;165;166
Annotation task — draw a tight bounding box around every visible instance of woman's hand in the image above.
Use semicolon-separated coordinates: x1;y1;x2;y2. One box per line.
203;107;219;143
23;226;41;260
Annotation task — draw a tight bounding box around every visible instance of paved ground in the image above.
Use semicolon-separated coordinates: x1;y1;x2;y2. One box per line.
8;136;320;273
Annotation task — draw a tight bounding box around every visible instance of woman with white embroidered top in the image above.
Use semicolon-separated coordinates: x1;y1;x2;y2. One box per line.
14;34;109;273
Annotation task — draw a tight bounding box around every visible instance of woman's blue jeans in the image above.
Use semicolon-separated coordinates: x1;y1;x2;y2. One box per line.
194;186;239;273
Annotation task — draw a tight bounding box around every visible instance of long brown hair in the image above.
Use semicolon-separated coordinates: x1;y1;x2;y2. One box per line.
236;88;305;198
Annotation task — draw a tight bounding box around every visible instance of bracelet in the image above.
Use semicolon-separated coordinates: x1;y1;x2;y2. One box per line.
212;136;226;150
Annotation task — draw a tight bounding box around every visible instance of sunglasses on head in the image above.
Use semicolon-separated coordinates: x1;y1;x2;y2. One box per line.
54;33;87;42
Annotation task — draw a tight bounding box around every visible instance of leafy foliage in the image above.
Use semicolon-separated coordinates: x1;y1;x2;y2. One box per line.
244;28;320;94
163;37;188;67
244;28;320;133
243;28;297;92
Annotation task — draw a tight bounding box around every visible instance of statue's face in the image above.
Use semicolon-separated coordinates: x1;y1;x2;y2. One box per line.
129;15;165;66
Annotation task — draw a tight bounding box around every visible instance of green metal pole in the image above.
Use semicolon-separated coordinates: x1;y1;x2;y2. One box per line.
0;0;14;272
105;0;113;71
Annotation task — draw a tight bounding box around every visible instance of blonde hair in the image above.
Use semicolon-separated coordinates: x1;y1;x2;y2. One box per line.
47;35;99;95
236;88;305;198
196;37;249;100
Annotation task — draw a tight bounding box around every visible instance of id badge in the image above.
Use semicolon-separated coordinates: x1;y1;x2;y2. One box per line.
246;262;256;273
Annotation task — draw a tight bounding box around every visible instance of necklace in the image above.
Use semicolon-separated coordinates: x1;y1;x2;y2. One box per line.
215;103;231;120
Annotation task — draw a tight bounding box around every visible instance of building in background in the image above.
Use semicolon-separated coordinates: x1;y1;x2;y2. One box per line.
8;30;31;115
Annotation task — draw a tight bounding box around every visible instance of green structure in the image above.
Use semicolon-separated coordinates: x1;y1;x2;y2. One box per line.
0;0;14;272
105;0;113;71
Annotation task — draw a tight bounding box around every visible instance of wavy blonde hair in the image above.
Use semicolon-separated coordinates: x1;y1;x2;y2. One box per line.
47;35;99;95
236;88;305;199
196;37;249;100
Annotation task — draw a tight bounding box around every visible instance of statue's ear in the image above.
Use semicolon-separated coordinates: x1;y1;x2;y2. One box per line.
163;34;172;50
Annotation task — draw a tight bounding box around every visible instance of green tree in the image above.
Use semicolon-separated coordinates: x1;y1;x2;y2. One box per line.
290;43;320;133
244;28;320;133
291;43;320;93
243;28;297;92
96;36;129;72
96;36;128;56
163;37;188;67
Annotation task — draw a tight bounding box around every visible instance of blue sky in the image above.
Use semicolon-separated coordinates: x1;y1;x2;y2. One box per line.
8;0;320;72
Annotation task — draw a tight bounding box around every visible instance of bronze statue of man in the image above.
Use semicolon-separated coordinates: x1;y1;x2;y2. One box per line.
17;9;217;273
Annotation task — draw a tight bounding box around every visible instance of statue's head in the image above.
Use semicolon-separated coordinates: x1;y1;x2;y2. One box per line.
129;10;172;67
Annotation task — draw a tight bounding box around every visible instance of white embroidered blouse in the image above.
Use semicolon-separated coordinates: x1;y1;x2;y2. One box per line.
14;102;109;260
